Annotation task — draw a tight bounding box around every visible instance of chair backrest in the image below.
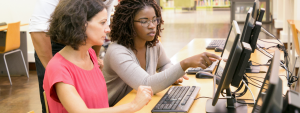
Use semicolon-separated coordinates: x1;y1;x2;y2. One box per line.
43;91;50;113
4;21;20;52
290;23;300;56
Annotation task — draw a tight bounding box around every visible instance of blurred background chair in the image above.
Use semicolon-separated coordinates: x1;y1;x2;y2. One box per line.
289;22;300;91
0;21;29;85
43;91;49;113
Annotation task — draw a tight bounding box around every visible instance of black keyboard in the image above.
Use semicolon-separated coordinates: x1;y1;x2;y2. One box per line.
151;86;200;113
186;61;218;74
206;39;226;49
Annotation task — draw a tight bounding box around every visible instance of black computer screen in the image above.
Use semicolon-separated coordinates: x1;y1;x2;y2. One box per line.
252;0;260;20
217;26;236;72
212;20;242;106
252;50;283;113
253;70;271;112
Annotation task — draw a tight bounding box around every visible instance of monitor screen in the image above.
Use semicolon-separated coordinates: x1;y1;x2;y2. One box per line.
212;20;242;106
253;71;271;111
253;0;260;20
241;7;253;42
252;50;283;113
217;26;237;76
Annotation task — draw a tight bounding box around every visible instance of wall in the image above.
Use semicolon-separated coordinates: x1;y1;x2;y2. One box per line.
0;0;38;62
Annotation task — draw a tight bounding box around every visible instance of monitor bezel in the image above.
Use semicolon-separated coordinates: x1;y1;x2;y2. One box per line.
252;50;282;113
212;20;242;106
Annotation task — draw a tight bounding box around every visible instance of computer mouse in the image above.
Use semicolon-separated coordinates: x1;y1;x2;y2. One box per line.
214;47;224;52
196;71;213;78
196;71;220;84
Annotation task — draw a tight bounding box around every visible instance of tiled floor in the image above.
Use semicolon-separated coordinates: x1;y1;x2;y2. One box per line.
0;9;279;113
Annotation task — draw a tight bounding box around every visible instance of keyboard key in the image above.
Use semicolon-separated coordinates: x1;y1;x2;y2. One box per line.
163;104;171;110
178;87;190;100
186;90;193;96
181;96;190;105
171;103;178;110
168;101;175;109
154;104;162;110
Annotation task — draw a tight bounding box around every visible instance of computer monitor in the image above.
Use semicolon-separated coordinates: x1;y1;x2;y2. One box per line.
252;0;260;21
257;8;265;22
231;22;262;87
240;7;253;43
241;9;255;44
205;20;248;112
249;22;262;53
252;50;283;113
241;0;260;45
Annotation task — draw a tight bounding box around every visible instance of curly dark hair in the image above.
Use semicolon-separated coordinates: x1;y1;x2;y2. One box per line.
47;0;106;50
110;0;164;51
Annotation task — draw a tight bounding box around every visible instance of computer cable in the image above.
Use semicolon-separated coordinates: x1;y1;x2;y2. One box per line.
235;76;249;97
245;74;263;84
241;79;256;104
258;39;282;45
261;27;283;44
220;76;249;98
289;57;299;86
193;96;228;100
294;71;300;90
246;76;264;79
257;45;289;72
255;33;293;86
250;60;270;66
236;101;255;105
244;75;264;89
259;27;289;76
245;74;263;89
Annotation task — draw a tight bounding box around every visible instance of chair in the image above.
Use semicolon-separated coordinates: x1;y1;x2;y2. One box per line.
290;23;300;91
43;91;50;113
0;21;29;85
290;24;300;56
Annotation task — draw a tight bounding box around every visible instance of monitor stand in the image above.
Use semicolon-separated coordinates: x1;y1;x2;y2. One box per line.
205;88;248;113
206;99;248;113
245;61;260;73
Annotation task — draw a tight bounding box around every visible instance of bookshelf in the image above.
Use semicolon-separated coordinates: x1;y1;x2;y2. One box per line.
230;0;271;23
197;0;230;8
160;0;231;9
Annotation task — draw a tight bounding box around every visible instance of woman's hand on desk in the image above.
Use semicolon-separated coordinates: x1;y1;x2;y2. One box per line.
180;52;221;70
173;75;189;85
130;86;153;111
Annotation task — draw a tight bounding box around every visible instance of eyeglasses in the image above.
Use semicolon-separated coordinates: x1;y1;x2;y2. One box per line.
134;17;161;27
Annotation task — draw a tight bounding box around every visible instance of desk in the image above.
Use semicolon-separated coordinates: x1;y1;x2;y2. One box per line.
0;23;29;31
114;38;288;113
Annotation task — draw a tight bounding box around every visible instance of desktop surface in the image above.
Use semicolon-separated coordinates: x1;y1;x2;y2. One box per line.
114;38;289;113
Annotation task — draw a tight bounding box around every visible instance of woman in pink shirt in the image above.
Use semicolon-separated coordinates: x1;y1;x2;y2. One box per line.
43;0;153;112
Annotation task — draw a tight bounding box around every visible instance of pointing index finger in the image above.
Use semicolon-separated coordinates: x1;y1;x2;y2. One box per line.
205;52;221;60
